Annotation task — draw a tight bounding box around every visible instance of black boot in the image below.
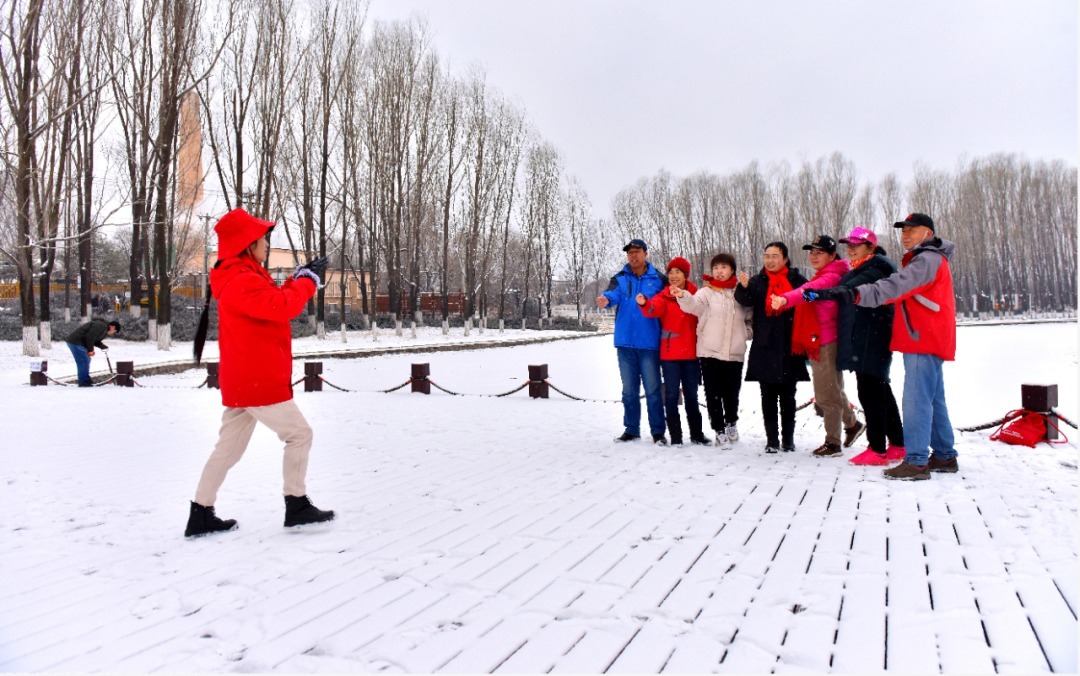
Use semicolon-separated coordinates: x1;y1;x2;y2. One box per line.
284;495;335;527
185;501;237;538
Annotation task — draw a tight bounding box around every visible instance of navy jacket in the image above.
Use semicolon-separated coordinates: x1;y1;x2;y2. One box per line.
733;267;810;384
836;253;898;380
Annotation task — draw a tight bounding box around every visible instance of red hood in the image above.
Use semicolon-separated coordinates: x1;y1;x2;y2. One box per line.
214;208;275;262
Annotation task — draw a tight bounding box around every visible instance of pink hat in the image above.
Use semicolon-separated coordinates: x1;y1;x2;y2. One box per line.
838;226;878;247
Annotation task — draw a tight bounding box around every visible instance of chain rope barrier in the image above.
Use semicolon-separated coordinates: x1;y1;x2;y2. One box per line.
29;365;1079;439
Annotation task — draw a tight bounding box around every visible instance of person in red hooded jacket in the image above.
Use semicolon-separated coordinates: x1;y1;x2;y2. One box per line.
185;208;335;538
638;257;708;446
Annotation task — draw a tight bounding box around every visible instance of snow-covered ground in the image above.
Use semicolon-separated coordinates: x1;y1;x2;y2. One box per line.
1;323;1076;672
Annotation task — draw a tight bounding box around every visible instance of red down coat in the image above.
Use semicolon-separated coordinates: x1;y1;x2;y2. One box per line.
210;212;316;408
639;282;699;360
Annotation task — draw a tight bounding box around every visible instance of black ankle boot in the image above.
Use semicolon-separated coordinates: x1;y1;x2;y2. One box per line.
185;501;237;538
284;495;335;527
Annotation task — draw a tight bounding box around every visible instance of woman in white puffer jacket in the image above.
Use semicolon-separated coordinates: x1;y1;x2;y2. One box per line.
674;252;752;446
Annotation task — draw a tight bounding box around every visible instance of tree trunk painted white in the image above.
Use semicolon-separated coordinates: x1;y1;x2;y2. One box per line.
414;310;422;324
39;322;52;350
317;320;325;340
463;317;470;336
442;319;449;336
521;318;527;330
156;322;171;350
130;305;141;318
148;318;157;341
499;319;504;333
478;316;484;334
371;323;378;342
394;318;402;336
64;308;70;322
341;324;347;343
22;326;40;356
84;303;91;318
410;320;417;339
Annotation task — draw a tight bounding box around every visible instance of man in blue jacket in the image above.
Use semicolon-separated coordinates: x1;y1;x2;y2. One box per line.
596;239;669;444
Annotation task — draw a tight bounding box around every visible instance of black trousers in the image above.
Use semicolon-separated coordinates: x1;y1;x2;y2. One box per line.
700;357;743;431
759;381;798;448
855;371;905;453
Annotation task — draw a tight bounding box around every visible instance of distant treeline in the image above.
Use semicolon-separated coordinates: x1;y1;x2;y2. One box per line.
610;153;1076;313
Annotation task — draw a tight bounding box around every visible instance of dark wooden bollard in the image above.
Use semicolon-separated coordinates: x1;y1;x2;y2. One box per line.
411;363;430;394
304;362;323;392
529;364;549;399
206;363;219;389
115;361;135;387
30;360;47;386
1022;384;1059;440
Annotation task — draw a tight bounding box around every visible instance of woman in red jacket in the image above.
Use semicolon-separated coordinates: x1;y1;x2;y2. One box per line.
185;208;334;537
638;257;708;446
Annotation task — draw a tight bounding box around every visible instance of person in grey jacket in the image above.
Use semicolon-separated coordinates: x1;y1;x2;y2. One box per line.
674;252;752;446
65;319;121;387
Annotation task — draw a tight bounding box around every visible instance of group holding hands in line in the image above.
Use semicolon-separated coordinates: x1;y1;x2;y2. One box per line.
597;211;959;482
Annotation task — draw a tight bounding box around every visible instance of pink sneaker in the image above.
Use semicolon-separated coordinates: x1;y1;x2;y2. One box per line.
886;445;906;461
849;448;889;466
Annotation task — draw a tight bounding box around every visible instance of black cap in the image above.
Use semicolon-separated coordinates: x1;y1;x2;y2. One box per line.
108;320;122;333
801;235;837;254
894;212;935;232
622;238;648;253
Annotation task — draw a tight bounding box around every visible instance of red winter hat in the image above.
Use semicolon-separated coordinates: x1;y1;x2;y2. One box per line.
214;208;275;261
667;256;691;276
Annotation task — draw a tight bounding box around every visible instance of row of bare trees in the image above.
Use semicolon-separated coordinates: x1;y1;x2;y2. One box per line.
611;152;1077;313
0;0;611;356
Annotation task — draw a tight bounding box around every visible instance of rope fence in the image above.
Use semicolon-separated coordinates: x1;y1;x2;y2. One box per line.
26;358;1074;440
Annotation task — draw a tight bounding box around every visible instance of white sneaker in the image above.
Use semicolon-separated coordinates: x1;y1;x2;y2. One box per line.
715;431;731;448
725;424;739;442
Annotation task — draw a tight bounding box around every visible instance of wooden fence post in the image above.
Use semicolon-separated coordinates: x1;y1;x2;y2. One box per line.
116;362;135;387
304;362;323;392
529;364;549;399
411;363;430;394
30;359;47;386
1022;384;1059;440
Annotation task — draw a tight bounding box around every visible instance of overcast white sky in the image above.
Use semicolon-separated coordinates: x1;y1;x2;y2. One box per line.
366;0;1077;216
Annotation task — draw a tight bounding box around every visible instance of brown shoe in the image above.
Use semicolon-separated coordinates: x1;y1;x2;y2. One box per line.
882;461;930;481
927;455;959;473
811;442;843;457
843;420;867;448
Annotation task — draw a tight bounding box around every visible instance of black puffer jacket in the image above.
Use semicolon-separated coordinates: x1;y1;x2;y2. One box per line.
836;253;897;380
65;319;110;352
734;267;810;384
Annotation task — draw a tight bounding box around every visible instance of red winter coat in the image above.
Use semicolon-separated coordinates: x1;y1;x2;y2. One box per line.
855;238;957;361
210;210;317;408
640;281;699;360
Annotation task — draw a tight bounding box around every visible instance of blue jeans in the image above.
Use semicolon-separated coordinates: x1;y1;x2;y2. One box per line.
901;353;956;465
661;360;703;442
67;342;91;385
617;347;665;437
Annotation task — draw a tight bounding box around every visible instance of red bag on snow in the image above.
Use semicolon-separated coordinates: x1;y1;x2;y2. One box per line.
989;409;1068;447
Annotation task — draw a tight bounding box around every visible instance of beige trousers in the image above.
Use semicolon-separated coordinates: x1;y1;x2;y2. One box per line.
194;399;313;506
810;342;859;446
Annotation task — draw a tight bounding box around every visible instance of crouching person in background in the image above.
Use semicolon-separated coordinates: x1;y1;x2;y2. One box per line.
65;318;121;387
185;208;335;537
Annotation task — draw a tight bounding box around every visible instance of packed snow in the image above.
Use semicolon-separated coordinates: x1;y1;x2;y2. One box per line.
1;322;1076;672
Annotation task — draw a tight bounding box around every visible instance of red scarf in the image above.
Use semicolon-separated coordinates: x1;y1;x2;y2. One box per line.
764;266;793;317
702;273;738;290
790;265;835;361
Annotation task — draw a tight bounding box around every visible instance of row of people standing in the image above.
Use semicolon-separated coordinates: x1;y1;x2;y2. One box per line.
597;212;958;481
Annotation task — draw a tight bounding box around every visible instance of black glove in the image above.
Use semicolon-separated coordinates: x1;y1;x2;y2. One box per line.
304;257;329;277
803;286;855;304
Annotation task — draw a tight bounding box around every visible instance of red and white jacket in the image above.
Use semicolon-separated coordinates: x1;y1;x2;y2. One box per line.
639;282;699;361
855;238;956;361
